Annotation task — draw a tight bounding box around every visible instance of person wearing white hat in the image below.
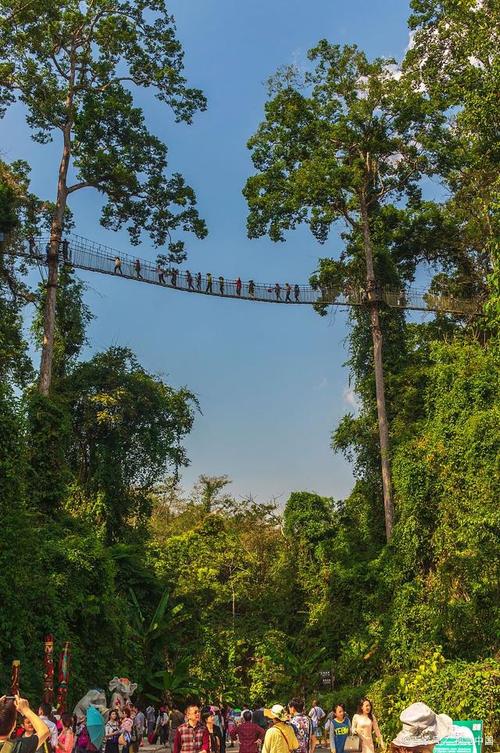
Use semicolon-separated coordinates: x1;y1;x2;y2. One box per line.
262;706;299;753
390;703;453;753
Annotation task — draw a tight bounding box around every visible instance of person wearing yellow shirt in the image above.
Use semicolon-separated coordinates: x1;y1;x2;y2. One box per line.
262;706;299;753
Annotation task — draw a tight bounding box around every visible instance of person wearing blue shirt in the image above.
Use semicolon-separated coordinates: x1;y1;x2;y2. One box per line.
325;705;351;753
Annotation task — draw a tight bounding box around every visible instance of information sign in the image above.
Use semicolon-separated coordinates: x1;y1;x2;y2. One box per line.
319;670;334;689
435;721;483;753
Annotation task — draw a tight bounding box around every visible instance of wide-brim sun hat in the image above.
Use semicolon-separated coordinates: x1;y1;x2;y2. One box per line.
264;704;288;722
392;703;453;747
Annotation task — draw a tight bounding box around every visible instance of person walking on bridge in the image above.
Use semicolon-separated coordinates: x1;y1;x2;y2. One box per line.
196;272;202;291
61;238;70;262
285;283;291;303
134;259;143;279
187;270;194;290
274;283;281;301
206;273;213;293
157;265;165;284
114;256;123;275
248;279;255;298
170;268;178;287
294;284;300;302
236;277;242;296
219;276;225;295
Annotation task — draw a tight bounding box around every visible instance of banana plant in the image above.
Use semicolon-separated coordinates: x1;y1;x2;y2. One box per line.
267;642;327;697
128;587;185;679
146;658;216;704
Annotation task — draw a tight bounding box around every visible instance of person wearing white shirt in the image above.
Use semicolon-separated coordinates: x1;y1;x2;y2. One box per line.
308;702;325;740
38;704;58;751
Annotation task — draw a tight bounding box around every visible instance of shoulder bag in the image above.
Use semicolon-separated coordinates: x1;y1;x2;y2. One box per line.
344;735;362;753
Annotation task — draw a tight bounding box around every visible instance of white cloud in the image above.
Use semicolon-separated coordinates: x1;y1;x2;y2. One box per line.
405;30;416;52
342;386;360;411
355;75;369;99
384;63;402;81
314;376;328;391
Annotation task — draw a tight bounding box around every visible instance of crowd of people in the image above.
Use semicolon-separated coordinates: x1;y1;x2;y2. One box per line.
0;694;453;753
144;699;453;753
112;256;303;303
0;697;148;753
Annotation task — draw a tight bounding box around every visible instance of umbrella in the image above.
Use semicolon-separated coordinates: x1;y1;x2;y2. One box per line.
87;706;105;749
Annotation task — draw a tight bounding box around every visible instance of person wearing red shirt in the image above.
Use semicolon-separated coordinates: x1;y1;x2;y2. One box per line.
173;707;209;753
235;711;265;753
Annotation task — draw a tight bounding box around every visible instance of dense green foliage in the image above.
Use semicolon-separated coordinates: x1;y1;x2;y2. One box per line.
0;166;199;700
0;0;498;743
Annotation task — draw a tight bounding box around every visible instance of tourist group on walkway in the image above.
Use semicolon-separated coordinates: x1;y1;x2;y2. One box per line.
156;699;452;753
0;691;453;753
112;255;302;303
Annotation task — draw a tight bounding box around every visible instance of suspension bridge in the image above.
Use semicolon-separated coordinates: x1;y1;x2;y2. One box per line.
6;233;479;315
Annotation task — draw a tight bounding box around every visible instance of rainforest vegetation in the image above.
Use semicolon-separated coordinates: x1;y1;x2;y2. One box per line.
0;0;498;741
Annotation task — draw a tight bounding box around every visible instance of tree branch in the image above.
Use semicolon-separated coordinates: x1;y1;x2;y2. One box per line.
95;76;143;92
3;0;39;24
50;54;70;80
67;181;94;194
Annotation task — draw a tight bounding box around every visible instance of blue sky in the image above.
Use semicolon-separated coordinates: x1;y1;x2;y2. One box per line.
2;0;419;504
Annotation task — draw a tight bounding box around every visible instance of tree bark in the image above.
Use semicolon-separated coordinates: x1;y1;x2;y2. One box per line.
360;196;394;541
38;133;70;395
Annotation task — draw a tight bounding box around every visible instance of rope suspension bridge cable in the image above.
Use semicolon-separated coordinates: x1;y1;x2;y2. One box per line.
5;233;480;316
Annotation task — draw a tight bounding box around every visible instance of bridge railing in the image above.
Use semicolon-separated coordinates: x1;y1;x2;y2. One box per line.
18;235;478;315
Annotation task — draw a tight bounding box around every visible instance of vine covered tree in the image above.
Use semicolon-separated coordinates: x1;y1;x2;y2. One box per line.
0;0;208;394
243;42;445;539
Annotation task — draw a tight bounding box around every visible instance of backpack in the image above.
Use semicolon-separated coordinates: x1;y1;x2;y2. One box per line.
291;715;312;753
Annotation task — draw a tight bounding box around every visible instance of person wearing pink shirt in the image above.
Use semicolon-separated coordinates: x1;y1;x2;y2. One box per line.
56;714;74;753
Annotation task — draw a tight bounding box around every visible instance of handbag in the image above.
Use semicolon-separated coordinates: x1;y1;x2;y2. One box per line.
344;735;362;753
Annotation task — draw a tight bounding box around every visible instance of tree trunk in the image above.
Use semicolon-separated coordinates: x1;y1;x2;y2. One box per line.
360;197;394;541
38;134;70;395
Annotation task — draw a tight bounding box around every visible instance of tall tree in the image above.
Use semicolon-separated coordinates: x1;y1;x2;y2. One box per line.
404;0;498;304
0;0;208;394
243;43;444;539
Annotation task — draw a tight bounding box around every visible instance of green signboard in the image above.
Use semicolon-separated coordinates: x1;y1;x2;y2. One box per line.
435;721;483;753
